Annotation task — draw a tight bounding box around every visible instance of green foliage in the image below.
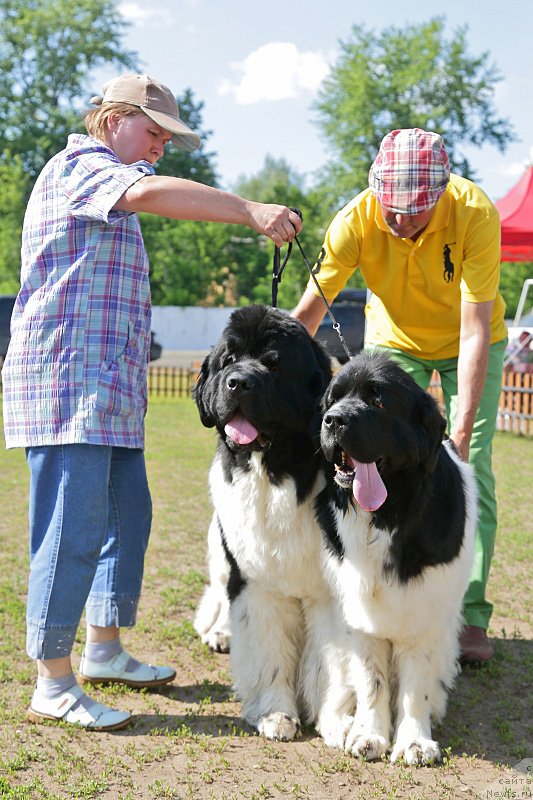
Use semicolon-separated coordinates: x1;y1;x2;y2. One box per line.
156;89;219;187
499;262;532;320
0;8;521;312
231;157;336;308
142;216;241;306
144;156;334;309
232;157;309;308
141;90;224;305
0;153;29;291
314;17;515;205
0;0;138;182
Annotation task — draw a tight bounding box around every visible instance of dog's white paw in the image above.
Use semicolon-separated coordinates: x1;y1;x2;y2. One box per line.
257;712;301;741
318;714;354;750
390;737;441;766
202;629;230;653
345;727;388;761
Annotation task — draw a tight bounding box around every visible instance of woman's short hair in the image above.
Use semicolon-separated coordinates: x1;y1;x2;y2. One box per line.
84;102;144;143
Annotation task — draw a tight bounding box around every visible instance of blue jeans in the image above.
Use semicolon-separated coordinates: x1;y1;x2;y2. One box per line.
26;445;152;660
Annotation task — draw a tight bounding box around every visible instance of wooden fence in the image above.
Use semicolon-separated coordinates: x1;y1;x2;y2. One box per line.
146;364;533;437
497;369;533;435
147;365;198;399
1;360;528;435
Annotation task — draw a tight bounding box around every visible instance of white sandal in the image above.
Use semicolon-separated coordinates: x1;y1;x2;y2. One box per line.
27;684;131;731
79;650;176;688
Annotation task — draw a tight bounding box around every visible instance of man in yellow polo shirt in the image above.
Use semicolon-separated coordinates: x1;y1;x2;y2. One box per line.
293;128;507;665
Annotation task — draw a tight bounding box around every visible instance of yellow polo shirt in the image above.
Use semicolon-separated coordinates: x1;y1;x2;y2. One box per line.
309;174;507;359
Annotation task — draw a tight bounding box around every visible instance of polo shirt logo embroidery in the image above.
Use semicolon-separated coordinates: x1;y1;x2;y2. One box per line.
443;243;455;283
312;246;326;275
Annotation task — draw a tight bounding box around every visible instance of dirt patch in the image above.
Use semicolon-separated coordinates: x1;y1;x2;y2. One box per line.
5;632;531;800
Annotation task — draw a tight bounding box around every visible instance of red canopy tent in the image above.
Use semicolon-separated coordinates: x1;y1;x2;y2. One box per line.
495;165;533;261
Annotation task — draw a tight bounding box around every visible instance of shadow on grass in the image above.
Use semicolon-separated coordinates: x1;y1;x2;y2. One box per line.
98;637;533;767
435;637;533;764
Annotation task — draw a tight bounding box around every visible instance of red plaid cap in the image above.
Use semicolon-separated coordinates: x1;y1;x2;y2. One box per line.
368;128;450;214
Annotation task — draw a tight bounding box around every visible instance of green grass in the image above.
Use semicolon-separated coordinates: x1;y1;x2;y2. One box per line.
0;398;531;799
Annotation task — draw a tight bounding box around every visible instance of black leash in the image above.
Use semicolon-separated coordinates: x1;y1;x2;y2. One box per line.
271;208;353;361
271;238;293;309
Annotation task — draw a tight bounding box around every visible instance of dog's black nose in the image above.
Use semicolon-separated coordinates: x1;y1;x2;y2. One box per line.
323;411;347;431
226;372;254;392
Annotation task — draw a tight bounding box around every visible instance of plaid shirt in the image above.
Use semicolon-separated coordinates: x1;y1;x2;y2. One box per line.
2;134;155;449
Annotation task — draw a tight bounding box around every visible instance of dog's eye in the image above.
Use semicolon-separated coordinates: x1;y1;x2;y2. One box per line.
372;398;384;409
261;352;280;373
222;353;236;368
265;361;281;374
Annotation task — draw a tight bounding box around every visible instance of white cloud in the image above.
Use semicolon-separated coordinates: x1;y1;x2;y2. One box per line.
218;42;329;105
118;2;176;28
498;145;533;177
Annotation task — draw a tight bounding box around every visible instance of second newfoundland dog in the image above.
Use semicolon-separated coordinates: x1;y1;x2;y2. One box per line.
317;351;477;764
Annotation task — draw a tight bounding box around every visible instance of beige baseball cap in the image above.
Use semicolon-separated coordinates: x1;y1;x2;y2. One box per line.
90;73;201;152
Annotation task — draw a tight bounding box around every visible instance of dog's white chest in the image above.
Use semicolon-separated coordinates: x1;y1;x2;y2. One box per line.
210;453;326;596
327;506;473;641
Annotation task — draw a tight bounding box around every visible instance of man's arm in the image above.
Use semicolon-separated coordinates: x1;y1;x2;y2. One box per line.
292;287;331;335
114;175;302;247
452;299;494;461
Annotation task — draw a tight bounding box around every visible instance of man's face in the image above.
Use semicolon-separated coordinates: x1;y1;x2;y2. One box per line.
379;204;435;240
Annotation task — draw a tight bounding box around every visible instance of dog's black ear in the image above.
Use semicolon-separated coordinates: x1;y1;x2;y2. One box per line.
308;338;333;396
193;353;216;428
309;396;325;446
311;338;334;385
415;390;446;473
308;339;333;441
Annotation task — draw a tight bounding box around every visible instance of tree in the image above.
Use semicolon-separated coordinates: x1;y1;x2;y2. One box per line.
499;262;532;320
156;89;219;186
231;157;368;307
0;0;137;182
140;89;223;304
0;154;29;291
314;17;515;204
231;157;310;308
142;217;238;306
144;156;317;309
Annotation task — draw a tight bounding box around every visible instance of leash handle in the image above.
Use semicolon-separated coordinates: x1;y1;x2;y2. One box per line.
271;208;302;308
271;241;292;308
270;208;353;361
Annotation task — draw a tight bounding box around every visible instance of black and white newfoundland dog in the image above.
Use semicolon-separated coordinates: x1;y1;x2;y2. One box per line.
317;351;477;765
194;305;355;742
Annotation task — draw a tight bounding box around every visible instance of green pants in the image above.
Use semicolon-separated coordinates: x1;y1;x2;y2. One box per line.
367;340;507;630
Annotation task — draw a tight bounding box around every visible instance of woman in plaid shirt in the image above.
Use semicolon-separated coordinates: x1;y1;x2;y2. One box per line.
2;73;302;731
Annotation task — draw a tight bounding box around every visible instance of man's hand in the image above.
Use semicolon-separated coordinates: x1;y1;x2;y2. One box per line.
450;429;471;462
452;299;493;461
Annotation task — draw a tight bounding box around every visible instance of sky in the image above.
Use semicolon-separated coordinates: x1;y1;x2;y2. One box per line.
95;0;533;204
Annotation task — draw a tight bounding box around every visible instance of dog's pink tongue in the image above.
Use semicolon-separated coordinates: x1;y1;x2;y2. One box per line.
224;413;258;445
349;457;387;512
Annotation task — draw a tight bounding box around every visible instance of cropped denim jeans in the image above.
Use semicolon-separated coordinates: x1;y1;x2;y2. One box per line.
25;444;152;660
